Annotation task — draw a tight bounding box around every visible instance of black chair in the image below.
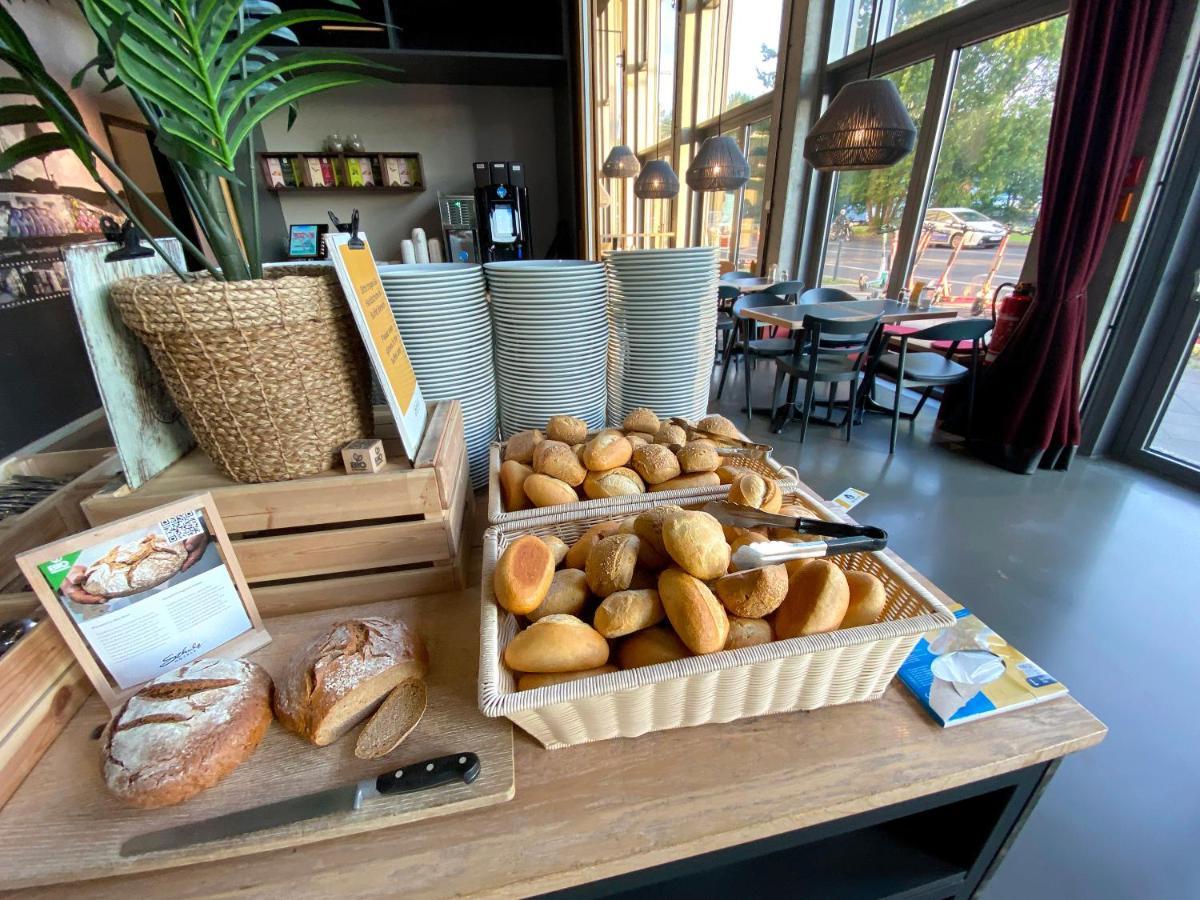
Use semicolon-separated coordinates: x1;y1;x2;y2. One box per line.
770;313;882;443
874;318;993;453
763;279;806;302
715;284;739;361
798;286;857;304
716;291;796;421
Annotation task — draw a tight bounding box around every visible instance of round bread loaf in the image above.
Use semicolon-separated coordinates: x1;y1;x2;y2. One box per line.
564;519;622;569
527;568;590;622
630;443;681;484
696;414;739;439
774;559;850;639
493;534;556;614
546;415;587;444
83;534;188;599
540;534;569;566
655;422;687;445
622;407;660;434
724;616;773;650
585;533;641;597
274;618;428;747
658;567;729;654
593;588;664;638
101;658;272;808
503;614;609;673
581;432;633;471
632;505;682;560
616;626;691;669
524;473;580;508
676;440;719;473
714;565;789;617
504;429;543;463
533;440;587;486
661;510;730;580
583;466;645;499
650;471;721;492
729;472;770;509
499;460;533;512
843;570;886;628
518;665;617;691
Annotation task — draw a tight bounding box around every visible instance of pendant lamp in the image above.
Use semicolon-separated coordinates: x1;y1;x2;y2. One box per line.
602;144;640;178
635;158;680;199
686;135;751;192
803;78;916;171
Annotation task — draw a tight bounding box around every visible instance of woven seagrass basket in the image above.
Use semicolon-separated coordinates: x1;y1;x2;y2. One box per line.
112;268;371;483
479;483;954;748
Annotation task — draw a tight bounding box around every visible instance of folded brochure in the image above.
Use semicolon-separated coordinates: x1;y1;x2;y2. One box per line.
898;600;1067;726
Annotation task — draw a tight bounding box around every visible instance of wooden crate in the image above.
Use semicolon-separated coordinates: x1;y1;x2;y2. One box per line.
0;448;121;593
81;402;469;617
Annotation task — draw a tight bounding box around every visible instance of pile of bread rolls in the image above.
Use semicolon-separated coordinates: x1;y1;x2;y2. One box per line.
492;472;890;691
498;410;751;511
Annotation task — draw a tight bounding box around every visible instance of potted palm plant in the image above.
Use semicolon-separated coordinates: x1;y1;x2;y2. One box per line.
0;1;390;482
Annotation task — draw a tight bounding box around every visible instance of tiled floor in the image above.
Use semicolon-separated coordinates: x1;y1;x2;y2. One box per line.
1150;360;1200;467
707;365;1200;899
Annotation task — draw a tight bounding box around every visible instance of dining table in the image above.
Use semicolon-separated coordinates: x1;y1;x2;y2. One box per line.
739;298;963;429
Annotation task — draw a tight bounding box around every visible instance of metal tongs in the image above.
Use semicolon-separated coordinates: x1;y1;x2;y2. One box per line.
701;501;888;571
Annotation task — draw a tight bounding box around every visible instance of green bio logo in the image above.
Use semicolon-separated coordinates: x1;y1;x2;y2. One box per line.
38;550;82;592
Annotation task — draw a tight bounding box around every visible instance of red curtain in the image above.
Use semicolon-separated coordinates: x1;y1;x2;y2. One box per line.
967;0;1173;473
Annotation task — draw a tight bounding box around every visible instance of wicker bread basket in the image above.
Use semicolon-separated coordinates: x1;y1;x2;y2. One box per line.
479;484;955;748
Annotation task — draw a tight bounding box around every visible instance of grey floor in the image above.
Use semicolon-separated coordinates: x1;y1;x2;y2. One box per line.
708;364;1200;899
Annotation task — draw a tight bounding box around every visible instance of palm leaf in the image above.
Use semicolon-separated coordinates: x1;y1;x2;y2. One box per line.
213;9;369;88
229;71;367;153
0;132;69;170
220;49;378;126
0;105;51;126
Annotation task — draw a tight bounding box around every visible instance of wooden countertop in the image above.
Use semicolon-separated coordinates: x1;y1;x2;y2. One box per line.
11;510;1106;899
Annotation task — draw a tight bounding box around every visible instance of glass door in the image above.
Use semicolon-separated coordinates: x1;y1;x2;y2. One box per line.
1147;310;1200;469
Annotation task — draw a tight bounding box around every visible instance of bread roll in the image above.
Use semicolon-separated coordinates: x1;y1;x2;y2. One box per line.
499;460;533;512
546;414;587;444
527;568;590;621
616;626;691;669
774;559;850;639
716;465;741;485
625;431;654;448
524;473;580;508
658;567;729;654
493;534;555;615
617;515;639;534
593;588;664;638
650;472;721;492
573;443;587;463
676;440;719;473
622;407;660;434
504;429;543;463
729;472;770;509
585;533;640;597
503;614;609;673
518;666;617;691
101;659;272;808
761;478;783;514
724;616;773;650
581;432;633;471
661;510;730;580
696;414;739;439
533;440;587;486
274;618;428;746
729;530;769;554
564;520;622;569
629;566;658;590
540;534;569;566
714;565;788;617
582;466;645;499
633;505;683;560
630;443;681;484
721;523;766;544
843;570;886;628
654;422;687;445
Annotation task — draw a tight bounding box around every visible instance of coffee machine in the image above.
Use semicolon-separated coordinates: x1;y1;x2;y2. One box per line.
473;161;533;261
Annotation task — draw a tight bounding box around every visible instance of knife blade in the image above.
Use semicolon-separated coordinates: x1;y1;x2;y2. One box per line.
120;751;481;857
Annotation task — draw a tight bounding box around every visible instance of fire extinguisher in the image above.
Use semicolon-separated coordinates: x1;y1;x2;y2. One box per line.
986;281;1034;363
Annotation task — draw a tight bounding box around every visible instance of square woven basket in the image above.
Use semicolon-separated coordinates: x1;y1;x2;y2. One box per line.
478;484;955;748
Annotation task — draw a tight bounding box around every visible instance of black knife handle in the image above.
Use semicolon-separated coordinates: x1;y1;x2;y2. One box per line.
822;530;889;555
375;752;481;795
793;516;886;541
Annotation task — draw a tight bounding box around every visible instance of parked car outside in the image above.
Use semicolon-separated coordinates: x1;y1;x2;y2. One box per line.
922;207;1008;248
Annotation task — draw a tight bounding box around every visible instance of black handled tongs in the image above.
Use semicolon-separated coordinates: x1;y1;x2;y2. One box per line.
701;501;888;570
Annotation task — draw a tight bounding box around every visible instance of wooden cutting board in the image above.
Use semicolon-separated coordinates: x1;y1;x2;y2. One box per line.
0;589;514;891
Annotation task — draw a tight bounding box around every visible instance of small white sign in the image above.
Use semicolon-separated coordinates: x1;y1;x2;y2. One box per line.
831;487;869;511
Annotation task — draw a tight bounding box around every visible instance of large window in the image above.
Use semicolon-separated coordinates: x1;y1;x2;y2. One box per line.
829;0;988;61
725;0;783;110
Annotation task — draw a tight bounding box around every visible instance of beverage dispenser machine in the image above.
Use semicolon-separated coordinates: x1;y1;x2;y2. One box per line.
474;161;533;261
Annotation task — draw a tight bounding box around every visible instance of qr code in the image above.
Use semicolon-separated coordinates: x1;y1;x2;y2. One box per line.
159;510;204;543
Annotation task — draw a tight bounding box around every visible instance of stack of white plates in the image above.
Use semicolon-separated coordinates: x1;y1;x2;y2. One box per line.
378;263;497;488
486;261;608;436
606;247;719;425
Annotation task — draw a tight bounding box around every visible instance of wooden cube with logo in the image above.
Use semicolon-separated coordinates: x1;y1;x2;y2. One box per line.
341;438;385;474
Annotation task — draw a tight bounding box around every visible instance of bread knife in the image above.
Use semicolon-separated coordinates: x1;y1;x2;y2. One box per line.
120;751;481;856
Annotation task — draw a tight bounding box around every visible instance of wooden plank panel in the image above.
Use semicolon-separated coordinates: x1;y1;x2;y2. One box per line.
413;400;453;469
433;401;467;510
232;518;453;582
0;621;76;738
0;593;37;619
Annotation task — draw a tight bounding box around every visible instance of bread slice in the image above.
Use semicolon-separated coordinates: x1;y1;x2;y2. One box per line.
354;677;427;759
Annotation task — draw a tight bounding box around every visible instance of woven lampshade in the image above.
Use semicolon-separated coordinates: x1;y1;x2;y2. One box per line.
804;78;917;171
634;159;680;199
602;144;641;178
686;135;751;192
